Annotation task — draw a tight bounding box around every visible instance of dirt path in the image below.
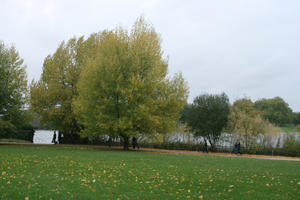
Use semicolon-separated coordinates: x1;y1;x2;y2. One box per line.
137;147;300;161
1;142;300;161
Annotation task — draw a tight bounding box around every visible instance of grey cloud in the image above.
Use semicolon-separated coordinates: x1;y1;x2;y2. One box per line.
1;0;299;111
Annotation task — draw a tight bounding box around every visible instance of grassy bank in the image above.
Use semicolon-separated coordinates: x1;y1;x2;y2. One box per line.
1;145;300;199
280;125;300;133
0;139;32;143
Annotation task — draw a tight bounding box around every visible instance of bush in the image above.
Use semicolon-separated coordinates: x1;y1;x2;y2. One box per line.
139;142;202;151
0;119;34;142
0;119;17;139
59;132;89;144
17;125;35;142
281;134;300;156
139;140;300;157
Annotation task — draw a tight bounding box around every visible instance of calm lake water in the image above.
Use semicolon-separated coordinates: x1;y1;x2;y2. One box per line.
33;130;300;147
33;130;55;144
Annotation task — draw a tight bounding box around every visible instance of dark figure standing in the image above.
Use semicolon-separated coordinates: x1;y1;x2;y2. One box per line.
237;142;241;155
234;142;238;155
52;131;57;144
203;139;208;154
132;137;139;149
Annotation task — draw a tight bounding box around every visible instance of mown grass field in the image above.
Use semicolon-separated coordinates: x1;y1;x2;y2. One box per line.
280;125;300;133
1;145;300;199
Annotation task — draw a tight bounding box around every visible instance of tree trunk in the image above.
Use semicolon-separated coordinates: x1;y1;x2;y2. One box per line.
58;132;62;144
122;135;129;150
108;136;112;148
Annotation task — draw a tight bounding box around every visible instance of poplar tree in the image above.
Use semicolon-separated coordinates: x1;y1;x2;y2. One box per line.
0;41;28;137
30;35;100;142
226;98;278;150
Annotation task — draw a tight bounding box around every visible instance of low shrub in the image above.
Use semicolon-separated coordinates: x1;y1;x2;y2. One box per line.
0;119;34;142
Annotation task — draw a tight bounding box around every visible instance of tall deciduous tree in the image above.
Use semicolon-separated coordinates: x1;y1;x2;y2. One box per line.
0;41;28;137
30;35;100;143
73;18;188;149
254;97;293;126
186;93;230;149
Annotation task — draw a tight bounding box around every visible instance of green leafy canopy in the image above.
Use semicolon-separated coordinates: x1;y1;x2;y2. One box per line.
0;41;29;137
73;17;188;149
186;93;230;148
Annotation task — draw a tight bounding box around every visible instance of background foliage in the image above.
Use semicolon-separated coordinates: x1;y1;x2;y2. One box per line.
0;41;32;140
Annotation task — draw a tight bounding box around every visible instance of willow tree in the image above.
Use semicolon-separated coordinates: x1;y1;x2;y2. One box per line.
30;35;100;143
74;18;188;149
226;98;278;150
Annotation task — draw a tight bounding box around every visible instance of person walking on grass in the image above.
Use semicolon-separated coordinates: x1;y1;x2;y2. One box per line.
203;139;208;154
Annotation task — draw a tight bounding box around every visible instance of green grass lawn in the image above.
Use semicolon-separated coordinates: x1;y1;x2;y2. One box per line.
280;125;300;133
1;145;300;199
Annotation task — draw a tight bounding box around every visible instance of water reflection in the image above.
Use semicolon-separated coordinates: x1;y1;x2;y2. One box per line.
33;130;55;144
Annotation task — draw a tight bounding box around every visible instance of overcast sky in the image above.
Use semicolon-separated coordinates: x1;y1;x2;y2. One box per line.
1;0;300;111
